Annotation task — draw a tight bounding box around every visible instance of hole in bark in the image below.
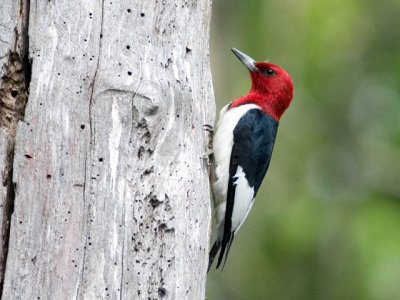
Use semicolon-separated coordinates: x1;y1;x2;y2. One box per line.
127;71;132;76
25;57;32;92
46;174;51;179
24;154;32;159
140;12;145;17
143;166;154;176
166;227;175;233
126;45;130;49
150;196;162;208
137;146;144;158
158;287;167;297
127;8;131;13
80;124;85;129
11;90;18;97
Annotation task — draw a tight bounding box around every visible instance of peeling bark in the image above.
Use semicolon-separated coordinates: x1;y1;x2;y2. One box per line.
1;0;214;299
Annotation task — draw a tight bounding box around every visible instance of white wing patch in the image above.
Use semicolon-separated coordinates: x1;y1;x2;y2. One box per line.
231;166;255;233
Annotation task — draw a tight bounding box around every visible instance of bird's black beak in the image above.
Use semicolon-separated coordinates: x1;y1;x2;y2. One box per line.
231;48;258;72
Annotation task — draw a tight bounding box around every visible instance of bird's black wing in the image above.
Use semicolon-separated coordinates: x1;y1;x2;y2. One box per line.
216;108;279;269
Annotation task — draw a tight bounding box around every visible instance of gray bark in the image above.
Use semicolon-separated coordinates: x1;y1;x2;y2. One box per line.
0;0;30;294
0;0;214;299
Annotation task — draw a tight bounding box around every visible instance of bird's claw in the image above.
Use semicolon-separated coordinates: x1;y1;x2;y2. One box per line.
201;149;215;166
204;124;214;152
203;124;214;133
202;123;215;168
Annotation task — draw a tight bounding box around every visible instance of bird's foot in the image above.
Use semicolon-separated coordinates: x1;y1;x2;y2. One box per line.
202;124;215;167
203;124;214;150
203;124;214;132
201;149;215;166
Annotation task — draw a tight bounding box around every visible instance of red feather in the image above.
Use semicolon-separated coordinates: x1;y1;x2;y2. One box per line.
229;62;293;121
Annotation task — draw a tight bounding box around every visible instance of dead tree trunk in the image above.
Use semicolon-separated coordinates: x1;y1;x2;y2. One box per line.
0;0;30;296
0;0;215;299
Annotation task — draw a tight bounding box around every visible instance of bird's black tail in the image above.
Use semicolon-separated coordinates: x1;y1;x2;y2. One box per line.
219;232;235;269
208;232;235;272
208;240;221;272
216;232;234;270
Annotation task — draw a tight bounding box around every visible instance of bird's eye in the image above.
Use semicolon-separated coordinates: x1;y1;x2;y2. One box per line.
265;68;275;76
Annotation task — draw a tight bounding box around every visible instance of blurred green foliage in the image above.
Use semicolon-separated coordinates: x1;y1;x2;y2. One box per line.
207;0;400;299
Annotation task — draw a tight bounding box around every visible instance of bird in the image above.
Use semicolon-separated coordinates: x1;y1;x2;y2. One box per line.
208;48;294;271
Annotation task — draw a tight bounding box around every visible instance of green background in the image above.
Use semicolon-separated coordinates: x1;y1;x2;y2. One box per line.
207;0;400;299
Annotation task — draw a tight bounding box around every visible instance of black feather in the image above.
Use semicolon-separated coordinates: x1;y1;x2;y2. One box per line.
208;240;221;272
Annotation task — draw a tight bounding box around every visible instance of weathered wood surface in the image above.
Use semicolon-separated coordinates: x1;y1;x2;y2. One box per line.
0;0;30;293
1;0;214;299
0;129;13;294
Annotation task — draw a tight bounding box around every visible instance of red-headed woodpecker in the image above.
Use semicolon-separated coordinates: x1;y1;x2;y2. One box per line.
208;48;293;271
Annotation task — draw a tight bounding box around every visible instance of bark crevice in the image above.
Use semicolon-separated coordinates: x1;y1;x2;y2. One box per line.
0;0;30;295
76;1;105;297
0;51;30;135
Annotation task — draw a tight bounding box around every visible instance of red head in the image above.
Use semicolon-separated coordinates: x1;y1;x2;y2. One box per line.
230;48;293;121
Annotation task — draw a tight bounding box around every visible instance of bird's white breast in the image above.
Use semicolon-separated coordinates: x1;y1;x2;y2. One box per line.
212;103;259;229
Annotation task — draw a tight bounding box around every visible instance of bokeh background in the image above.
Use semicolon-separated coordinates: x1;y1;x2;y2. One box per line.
207;0;400;299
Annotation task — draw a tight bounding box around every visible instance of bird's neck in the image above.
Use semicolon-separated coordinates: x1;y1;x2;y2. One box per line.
229;91;289;121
